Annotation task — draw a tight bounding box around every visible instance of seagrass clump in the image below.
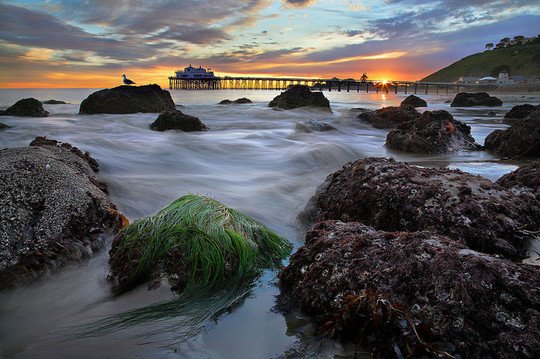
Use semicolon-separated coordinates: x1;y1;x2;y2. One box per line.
109;194;292;293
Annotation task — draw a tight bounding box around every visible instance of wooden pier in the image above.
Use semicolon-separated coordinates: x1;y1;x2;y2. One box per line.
168;76;482;94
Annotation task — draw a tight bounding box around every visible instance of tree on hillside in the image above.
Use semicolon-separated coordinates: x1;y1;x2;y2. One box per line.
495;43;505;49
500;37;511;44
513;35;525;44
485;43;494;50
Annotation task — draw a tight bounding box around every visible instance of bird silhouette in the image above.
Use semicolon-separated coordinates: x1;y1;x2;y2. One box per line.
122;74;135;85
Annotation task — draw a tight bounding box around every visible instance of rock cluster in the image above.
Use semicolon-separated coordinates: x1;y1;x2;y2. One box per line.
294;119;337;132
357;105;419;129
0;98;49;117
79;84;175;114
149;110;208;132
450;92;502;107
269;85;330;110
42;99;67;105
279;157;540;358
485;110;540;158
497;162;540;198
386;110;480;153
400;94;427;107
504;104;540;123
219;98;252;104
0;137;124;288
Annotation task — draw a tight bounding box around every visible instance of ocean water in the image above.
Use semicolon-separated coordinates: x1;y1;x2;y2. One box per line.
0;88;538;358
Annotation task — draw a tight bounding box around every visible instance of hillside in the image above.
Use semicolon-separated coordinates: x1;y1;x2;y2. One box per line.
421;43;540;82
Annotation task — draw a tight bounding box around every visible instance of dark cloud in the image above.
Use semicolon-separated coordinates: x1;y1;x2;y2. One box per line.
282;0;316;8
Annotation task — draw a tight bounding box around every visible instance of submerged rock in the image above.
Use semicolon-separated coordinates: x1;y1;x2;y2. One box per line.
0;122;10;130
279;220;540;359
149;110;208;132
0;98;49;117
386;110;480;153
295;119;337;132
0;137;124;288
79;84;175;114
400;94;427;107
503;104;539;123
269;85;331;110
41;99;67;105
485;110;540;158
308;157;540;259
219;98;253;104
109;194;291;293
497;162;540;198
450;92;502;107
357;105;419;129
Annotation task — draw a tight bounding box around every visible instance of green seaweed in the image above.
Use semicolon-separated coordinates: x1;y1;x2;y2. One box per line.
110;194;292;292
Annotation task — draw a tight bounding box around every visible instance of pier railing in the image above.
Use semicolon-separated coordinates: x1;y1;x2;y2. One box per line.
168;76;486;94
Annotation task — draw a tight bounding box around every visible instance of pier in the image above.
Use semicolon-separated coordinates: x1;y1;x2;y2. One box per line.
168;76;483;94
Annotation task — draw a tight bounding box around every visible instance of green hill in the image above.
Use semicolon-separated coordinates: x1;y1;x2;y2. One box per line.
421;43;540;82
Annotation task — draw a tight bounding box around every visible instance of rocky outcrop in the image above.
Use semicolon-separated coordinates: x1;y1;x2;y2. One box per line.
279;220;540;359
400;94;427;107
79;84;175;114
357;105;419;129
219;98;253;104
450;92;502;107
497;162;540;198
0;122;10;130
307;157;539;259
484;110;540;158
295;119;337;132
0;98;49;117
41;99;67;105
149;110;208;132
386;110;480;153
0;137;124;288
269;85;330;110
503;104;539;123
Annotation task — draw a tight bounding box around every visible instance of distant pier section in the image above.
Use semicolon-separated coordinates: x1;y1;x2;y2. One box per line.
168;65;483;94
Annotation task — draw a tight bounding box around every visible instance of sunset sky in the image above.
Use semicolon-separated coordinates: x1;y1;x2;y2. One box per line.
1;0;539;88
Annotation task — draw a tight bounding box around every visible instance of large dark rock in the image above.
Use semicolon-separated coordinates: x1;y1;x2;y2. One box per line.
149;110;208;132
79;84;175;114
219;98;252;104
386;110;480;153
450;92;502;107
41;99;67;105
1;98;48;117
503;104;539;123
308;157;540;259
357;105;419;129
400;94;427;107
0;122;10;130
497;162;540;198
0;137;124;288
485;110;540;158
294;119;337;132
269;85;330;110
279;220;540;359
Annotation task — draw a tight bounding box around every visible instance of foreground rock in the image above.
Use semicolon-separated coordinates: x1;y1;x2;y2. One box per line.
0;98;48;117
450;92;502;107
149;110;208;132
0;137;124;288
41;99;67;105
308;157;539;259
400;94;427;107
0;122;10;130
79;84;175;114
219;98;252;104
504;104;539;123
269;85;330;110
497;162;540;198
279;220;540;359
386;110;480;153
295;119;337;132
357;105;419;129
485;110;540;158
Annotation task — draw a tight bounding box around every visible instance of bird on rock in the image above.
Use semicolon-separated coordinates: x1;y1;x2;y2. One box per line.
122;74;135;85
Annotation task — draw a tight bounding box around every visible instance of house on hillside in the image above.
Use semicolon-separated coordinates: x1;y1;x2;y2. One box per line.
511;75;528;83
478;76;497;84
456;76;480;84
497;71;510;85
